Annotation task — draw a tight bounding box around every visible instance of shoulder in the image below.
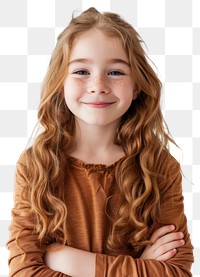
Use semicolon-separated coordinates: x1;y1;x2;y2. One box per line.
15;147;34;184
157;150;182;195
164;151;181;173
158;148;181;173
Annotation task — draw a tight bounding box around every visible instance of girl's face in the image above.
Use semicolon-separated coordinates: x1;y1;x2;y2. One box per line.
64;28;138;128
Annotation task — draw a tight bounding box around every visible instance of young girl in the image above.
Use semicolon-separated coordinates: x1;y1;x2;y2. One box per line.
7;7;193;277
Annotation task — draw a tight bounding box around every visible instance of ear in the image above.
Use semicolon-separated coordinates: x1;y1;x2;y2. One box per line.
132;88;139;100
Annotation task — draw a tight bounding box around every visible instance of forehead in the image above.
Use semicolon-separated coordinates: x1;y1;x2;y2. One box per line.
69;29;128;61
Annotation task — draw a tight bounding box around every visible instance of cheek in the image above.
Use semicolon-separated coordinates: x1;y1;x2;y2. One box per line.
111;78;134;89
64;78;82;101
112;79;134;99
64;81;74;107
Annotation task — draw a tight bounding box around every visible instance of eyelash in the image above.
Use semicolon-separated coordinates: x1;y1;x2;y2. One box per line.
108;71;125;76
73;70;89;75
72;70;125;76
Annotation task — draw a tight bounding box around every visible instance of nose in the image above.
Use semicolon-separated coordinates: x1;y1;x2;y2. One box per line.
88;75;110;94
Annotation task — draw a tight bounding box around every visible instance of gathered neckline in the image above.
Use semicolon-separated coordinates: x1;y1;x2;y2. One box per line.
68;156;126;171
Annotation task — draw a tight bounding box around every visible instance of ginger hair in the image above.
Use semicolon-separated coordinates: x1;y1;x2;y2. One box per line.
14;7;176;256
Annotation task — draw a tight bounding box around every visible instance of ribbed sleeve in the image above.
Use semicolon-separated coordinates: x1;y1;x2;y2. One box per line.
95;159;194;276
7;158;69;277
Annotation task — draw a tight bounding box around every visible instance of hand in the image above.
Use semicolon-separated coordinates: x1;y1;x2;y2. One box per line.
44;243;96;277
140;225;185;261
44;243;67;272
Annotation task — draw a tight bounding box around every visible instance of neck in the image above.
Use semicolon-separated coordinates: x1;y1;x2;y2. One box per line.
69;119;125;165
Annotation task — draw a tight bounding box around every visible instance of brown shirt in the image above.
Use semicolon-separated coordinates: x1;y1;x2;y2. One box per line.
7;155;194;276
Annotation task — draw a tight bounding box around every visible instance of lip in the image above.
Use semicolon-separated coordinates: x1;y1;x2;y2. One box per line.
82;102;115;108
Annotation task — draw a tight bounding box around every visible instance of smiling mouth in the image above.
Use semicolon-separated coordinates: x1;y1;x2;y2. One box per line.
82;102;115;108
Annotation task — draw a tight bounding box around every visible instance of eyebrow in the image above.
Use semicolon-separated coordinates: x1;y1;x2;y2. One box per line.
68;58;130;67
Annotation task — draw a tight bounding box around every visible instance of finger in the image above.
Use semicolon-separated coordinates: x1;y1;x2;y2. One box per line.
153;232;184;248
156;249;177;262
151;225;175;243
154;239;185;259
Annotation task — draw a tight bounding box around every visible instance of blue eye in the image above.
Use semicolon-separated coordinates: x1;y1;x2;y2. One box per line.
108;71;124;76
73;70;90;75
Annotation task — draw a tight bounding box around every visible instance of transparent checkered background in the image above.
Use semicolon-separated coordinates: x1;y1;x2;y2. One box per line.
0;0;199;275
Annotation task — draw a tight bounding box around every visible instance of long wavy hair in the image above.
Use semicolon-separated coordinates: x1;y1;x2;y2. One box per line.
15;7;176;256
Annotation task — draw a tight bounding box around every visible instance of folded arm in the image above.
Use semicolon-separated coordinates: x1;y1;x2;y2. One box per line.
95;159;194;277
7;158;69;277
44;158;194;277
44;225;186;276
